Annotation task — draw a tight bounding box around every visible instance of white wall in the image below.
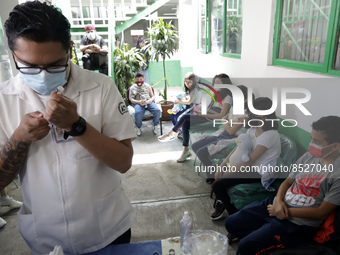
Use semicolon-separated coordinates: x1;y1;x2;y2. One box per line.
184;0;340;133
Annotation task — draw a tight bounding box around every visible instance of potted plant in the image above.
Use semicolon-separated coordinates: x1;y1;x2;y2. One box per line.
113;42;145;103
226;15;242;53
147;18;178;104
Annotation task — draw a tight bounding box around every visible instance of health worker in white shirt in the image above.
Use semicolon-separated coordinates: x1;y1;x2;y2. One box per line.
0;1;136;254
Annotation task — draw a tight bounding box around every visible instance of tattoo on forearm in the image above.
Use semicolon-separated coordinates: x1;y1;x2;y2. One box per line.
0;137;30;189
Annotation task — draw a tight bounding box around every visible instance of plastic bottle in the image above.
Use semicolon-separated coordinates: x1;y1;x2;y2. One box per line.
180;211;193;248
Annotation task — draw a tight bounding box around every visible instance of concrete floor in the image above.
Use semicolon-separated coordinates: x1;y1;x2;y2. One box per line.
0;87;238;254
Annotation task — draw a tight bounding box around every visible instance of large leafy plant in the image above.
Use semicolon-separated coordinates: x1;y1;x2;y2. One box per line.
226;16;242;53
114;43;144;101
147;18;178;103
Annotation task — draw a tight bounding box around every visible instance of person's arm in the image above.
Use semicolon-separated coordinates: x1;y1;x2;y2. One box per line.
288;201;338;220
223;116;248;135
268;178;294;219
43;92;133;173
197;103;231;119
130;98;145;106
179;94;194;105
218;144;268;180
0;112;50;190
215;146;237;180
146;86;155;105
268;177;338;221
83;44;101;53
99;45;108;53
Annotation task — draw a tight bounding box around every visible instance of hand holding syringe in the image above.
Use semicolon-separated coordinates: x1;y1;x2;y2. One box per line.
42;86;79;131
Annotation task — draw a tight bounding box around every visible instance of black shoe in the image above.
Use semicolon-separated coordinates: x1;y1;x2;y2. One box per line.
227;233;239;244
210;201;226;220
177;131;183;140
205;178;215;184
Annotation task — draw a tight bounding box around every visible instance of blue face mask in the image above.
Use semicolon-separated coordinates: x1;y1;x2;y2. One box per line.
20;70;67;96
87;32;96;40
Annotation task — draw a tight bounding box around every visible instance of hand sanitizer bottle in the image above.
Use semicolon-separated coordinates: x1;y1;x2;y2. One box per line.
180;211;193;248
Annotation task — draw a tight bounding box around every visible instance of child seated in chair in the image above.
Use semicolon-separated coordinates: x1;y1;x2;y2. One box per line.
129;72;160;136
225;115;340;255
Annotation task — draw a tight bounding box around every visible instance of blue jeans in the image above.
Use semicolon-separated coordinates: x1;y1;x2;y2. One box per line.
170;105;190;126
134;102;160;128
225;198;318;255
172;114;191;147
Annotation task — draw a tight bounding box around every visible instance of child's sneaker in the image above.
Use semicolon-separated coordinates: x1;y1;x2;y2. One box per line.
0;217;6;228
152;123;158;135
136;127;142;136
0;196;23;209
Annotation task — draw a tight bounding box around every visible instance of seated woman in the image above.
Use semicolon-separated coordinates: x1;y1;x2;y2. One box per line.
168;72;199;140
191;73;233;122
158;73;202;163
211;97;281;221
192;85;252;184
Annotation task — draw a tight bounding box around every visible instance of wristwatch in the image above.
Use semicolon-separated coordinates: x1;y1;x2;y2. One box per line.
63;116;87;140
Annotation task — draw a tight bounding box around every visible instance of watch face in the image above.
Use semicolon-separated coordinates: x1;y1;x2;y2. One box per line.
70;117;87;136
76;126;84;132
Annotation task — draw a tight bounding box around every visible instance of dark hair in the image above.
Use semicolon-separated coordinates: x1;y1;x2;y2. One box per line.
237;85;255;113
213;73;232;85
312;116;340;144
251;97;279;131
4;1;71;52
135;72;144;78
213;73;233;102
184;73;198;94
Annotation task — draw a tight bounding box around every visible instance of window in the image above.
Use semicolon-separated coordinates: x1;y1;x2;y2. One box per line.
211;0;224;53
198;0;243;57
273;0;340;76
198;0;208;53
334;24;340;70
225;0;243;55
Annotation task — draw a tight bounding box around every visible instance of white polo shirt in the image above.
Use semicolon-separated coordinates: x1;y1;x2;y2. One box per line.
0;63;136;254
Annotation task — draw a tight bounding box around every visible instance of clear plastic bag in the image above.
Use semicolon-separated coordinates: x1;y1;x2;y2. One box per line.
180;230;228;255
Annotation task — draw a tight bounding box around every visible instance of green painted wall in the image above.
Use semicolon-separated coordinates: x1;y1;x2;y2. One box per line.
149;60;181;88
181;66;194;83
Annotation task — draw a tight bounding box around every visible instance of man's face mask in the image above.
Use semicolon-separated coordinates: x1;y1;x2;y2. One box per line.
308;142;335;158
17;58;68;96
87;32;95;40
136;81;144;86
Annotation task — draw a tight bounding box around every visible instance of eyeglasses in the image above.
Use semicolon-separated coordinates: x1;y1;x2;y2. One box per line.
13;54;69;75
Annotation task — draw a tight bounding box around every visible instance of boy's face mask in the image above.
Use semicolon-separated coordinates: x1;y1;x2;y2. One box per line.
136;81;144;86
308;142;335;158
